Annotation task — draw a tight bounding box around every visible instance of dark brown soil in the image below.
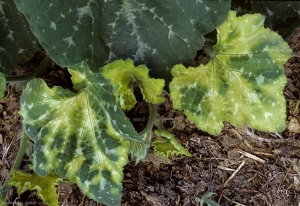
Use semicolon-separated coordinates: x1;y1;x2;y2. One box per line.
1;29;300;206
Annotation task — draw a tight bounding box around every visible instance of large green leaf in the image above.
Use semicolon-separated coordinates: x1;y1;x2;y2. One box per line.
8;170;61;206
0;73;5;108
0;0;39;73
19;62;142;206
170;10;292;135
14;0;230;79
101;59;165;111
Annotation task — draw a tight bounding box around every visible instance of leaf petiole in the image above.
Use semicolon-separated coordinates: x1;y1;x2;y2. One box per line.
0;130;29;201
5;55;52;84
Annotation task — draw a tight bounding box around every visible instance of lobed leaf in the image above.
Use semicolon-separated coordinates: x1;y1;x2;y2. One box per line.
170;10;293;135
20;62;142;206
101;59;165;111
0;73;5;108
15;0;230;80
8;170;61;206
0;0;39;73
153;130;191;160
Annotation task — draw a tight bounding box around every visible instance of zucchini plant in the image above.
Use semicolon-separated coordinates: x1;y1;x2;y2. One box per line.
0;0;295;205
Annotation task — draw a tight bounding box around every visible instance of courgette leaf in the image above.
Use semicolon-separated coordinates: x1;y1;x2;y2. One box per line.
15;0;230;80
101;59;165;111
8;170;61;206
170;10;292;135
0;73;5;108
153;130;191;160
20;61;142;206
251;1;300;40
0;0;39;73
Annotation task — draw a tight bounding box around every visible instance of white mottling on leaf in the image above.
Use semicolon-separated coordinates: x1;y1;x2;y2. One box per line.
108;22;116;28
264;112;273;119
99;178;107;190
63;36;75;47
266;8;274;17
256;74;264;84
84;180;91;187
7;30;14;40
263;45;269;52
77;6;92;18
18;49;25;54
50;22;56;30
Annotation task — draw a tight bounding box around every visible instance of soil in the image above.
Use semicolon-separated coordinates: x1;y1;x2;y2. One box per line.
1;29;300;206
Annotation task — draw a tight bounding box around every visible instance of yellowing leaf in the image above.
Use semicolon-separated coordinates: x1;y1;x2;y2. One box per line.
170;10;293;135
20;61;142;206
153;130;191;160
8;170;61;206
101;59;165;111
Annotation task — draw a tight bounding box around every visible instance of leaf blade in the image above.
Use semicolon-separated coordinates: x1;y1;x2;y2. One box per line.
8;170;61;206
0;0;39;73
170;11;292;135
101;59;165;111
20;62;141;206
153;130;191;160
15;0;230;79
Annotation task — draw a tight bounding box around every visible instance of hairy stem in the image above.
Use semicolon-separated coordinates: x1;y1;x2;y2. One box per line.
139;103;157;136
0;131;29;201
5;55;52;83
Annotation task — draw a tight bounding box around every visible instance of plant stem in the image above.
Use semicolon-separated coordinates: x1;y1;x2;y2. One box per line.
0;131;29;200
5;55;52;84
139;103;156;136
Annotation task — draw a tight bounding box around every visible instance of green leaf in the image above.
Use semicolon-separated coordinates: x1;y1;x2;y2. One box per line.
195;192;220;206
101;59;165;111
153;130;191;160
8;170;61;206
15;0;230;79
130;129;152;165
170;10;293;135
0;0;39;73
0;73;5;108
20;61;142;206
251;1;300;40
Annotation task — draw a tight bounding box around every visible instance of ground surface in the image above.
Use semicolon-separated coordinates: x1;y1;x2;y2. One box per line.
1;29;300;206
